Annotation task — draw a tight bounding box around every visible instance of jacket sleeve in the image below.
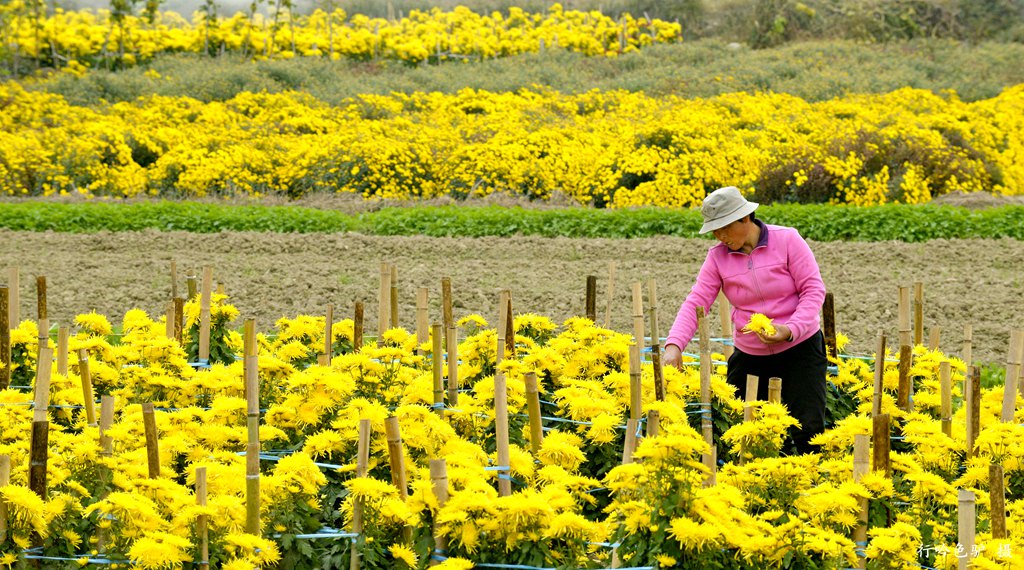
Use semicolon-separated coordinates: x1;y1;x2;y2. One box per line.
784;230;826;340
665;249;723;351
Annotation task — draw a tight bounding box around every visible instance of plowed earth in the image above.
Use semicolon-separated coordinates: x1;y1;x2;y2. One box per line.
2;229;1021;365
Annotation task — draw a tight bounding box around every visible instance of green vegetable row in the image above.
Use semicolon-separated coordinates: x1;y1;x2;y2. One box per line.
1;201;1022;242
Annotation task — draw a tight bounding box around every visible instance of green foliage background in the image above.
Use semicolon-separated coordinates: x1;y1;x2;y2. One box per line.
2;201;1022;241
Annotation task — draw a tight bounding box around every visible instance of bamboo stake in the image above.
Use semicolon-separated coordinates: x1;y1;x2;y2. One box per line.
446;325;458;406
646;410;660;437
524;372;543;455
216;282;225;296
6;268;18;325
99;395;114;455
928;326;941;351
36;276;47;353
585;275;597;321
966;366;981;458
990;464;1007;540
56;327;69;377
631;283;645;355
698;307;712;439
29;348;51;500
429;459;449;567
142;402;160;478
872;413;890;476
198;267;213;362
913;282;923;346
244;318;260;536
384;416;408;499
496;290;510;366
853;434;869;569
165;301;175;339
872;332;886;416
957;490;976;570
603;261;616;329
622;418;639;464
503;291;514;357
648;279;665;402
389;264;399;330
350;419;371;570
743;375;760;423
768;377;782;404
717;292;733;358
897;287;912;411
170;261;178;300
320;303;334;366
940;361;952;437
416;288;429;354
196;467;209;568
704;445;717;487
78;349;97;426
1018;330;1024;398
432;323;444;417
628;343;642;421
0;287;9;390
378;262;391;341
494;371;511;497
1010;330;1024;399
354;302;364;351
962;324;973;373
0;454;9;543
173;297;184;345
242;320;255;403
441;277;453;340
186;275;197;299
822;291;837;360
1000;330;1021;422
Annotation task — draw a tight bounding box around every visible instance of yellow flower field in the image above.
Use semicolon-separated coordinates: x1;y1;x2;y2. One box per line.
1;82;1022;206
0;294;1021;569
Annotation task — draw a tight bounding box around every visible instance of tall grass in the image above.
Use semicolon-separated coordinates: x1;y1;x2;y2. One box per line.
34;38;1024;106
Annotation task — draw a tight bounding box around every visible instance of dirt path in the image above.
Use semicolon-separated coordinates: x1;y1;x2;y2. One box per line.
2;229;1021;365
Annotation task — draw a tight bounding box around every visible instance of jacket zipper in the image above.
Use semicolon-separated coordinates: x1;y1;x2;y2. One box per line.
733;245;774;355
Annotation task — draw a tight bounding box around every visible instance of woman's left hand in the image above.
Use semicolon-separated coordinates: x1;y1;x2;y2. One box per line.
757;324;792;345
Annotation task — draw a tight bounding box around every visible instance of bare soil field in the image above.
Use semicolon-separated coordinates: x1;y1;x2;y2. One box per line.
1;229;1021;365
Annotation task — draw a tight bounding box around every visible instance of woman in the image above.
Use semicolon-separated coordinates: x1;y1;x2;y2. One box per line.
663;186;827;454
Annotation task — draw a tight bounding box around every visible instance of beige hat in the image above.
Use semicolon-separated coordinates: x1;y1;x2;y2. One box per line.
699;186;759;234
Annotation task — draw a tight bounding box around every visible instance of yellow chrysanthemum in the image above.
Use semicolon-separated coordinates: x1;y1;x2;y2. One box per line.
741;313;776;336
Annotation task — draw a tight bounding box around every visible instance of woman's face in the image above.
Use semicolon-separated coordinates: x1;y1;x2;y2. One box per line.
712;217;751;251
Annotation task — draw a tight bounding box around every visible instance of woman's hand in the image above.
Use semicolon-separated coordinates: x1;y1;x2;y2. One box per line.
663;343;683;370
757;324;793;345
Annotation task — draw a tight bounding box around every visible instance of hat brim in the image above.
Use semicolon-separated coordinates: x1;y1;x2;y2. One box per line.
699;202;758;234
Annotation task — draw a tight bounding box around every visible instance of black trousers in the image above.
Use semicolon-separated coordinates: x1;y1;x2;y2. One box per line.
726;330;827;454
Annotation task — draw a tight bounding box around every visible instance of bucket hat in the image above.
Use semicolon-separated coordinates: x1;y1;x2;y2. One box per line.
699;186;759;234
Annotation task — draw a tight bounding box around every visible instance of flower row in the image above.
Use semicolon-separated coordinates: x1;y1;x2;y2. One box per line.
0;4;680;69
2;83;1022;206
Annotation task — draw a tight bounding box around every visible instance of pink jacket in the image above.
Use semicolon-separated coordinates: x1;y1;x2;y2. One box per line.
666;222;825;356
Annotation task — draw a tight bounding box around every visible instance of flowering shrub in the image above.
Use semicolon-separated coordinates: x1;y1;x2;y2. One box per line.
0;303;1020;569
